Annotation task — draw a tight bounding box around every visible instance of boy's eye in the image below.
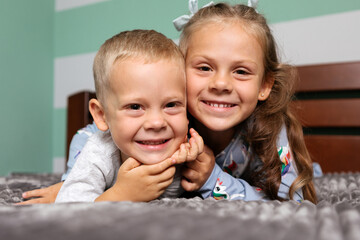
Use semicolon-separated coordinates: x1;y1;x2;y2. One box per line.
129;104;141;110
166;102;177;108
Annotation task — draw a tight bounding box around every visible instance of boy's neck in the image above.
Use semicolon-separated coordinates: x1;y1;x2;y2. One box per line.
191;120;235;156
120;152;129;164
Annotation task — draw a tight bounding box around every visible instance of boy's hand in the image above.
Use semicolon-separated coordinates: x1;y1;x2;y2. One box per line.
96;157;177;202
16;182;63;205
181;145;215;192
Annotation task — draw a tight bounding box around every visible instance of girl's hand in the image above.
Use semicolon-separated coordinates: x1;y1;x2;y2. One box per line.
172;128;204;164
181;145;215;192
96;157;176;202
17;182;63;205
186;128;204;162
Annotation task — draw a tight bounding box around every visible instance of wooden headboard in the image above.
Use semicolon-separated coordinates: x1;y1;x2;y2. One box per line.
293;61;360;173
66;61;360;173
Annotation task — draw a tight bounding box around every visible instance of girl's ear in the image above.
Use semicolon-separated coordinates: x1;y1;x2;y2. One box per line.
89;98;109;131
258;76;274;101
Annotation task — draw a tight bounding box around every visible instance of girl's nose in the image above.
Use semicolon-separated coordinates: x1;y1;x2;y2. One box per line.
143;111;167;131
208;72;233;93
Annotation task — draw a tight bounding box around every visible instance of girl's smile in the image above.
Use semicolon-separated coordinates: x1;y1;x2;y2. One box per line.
200;100;238;116
185;22;272;133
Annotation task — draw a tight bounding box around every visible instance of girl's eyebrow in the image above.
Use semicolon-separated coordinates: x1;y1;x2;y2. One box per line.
191;54;259;69
233;60;258;69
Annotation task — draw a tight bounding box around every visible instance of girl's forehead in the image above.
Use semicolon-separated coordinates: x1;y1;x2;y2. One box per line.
189;21;260;47
190;19;258;41
185;21;265;70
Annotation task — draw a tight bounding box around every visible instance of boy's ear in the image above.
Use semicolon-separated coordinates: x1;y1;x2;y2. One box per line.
89;98;109;131
258;75;274;101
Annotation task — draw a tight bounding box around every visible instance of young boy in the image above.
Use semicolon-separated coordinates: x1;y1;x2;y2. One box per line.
55;30;203;203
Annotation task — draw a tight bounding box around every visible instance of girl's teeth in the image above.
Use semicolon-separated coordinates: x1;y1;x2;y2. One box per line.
208;102;232;108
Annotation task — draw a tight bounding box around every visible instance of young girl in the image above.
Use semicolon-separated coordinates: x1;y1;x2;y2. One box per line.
178;2;316;203
21;2;316;204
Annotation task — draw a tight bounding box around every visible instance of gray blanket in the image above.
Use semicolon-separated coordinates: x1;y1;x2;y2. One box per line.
1;173;359;240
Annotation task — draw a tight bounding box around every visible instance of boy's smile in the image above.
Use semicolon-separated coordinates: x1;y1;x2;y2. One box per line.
135;138;171;151
103;57;188;164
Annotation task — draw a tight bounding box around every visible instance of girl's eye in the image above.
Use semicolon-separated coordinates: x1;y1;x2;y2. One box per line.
235;69;248;75
198;66;211;72
128;104;141;110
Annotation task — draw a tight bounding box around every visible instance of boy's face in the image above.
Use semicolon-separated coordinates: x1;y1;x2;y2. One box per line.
104;58;188;164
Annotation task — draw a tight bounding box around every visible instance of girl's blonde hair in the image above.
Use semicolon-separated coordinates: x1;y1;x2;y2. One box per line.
93;29;185;108
180;3;317;203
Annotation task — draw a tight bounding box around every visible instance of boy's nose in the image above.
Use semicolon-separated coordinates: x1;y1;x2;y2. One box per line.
209;72;233;93
143;112;167;131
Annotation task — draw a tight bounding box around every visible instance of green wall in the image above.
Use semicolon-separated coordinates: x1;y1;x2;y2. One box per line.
0;0;54;175
54;0;360;58
259;0;360;23
1;0;359;175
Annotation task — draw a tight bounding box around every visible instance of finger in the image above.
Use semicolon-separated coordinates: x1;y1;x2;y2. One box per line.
144;176;175;200
15;198;48;205
153;165;176;183
158;176;175;190
121;157;142;171
175;144;188;164
182;167;198;183
22;189;45;199
147;158;176;175
190;128;204;154
187;137;199;161
181;178;198;192
170;148;179;159
169;144;186;163
186;128;204;161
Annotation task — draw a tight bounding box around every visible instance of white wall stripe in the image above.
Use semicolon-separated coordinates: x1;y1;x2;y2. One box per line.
54;11;360;109
53;157;65;173
55;0;109;12
54;52;96;108
271;10;360;66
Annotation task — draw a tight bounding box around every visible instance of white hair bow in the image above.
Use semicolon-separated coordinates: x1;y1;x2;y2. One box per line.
173;0;214;31
248;0;258;11
173;0;259;32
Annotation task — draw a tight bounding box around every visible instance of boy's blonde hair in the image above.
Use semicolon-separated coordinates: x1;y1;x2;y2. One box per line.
93;29;185;107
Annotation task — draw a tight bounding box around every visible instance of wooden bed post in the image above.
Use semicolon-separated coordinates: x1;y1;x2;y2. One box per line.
66;91;96;166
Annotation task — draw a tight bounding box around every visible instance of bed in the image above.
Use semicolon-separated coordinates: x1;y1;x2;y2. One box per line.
1;61;359;240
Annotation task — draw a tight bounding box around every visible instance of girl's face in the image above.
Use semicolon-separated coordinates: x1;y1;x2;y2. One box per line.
185;22;272;133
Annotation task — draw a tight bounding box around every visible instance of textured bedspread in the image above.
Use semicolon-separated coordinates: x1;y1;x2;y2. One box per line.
1;173;360;240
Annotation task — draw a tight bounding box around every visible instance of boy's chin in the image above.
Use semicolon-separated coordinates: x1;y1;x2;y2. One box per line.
134;153;173;165
139;158;168;165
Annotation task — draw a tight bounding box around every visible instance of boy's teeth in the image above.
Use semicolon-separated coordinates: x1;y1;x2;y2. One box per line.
140;140;166;145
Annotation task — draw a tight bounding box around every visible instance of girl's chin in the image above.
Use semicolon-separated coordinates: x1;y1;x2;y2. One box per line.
199;119;238;133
